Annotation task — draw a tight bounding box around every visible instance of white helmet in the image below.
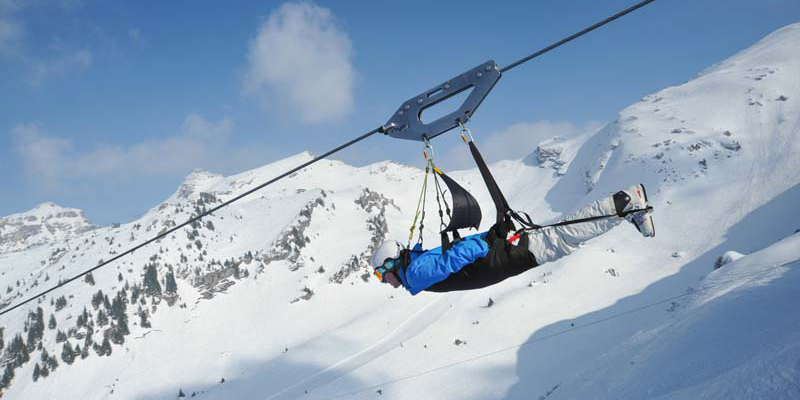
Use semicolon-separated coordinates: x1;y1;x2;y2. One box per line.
371;240;402;268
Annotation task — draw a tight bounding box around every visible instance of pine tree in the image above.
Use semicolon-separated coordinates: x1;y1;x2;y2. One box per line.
91;290;105;309
111;292;130;338
35;307;44;332
139;308;151;329
103;294;112;311
26;307;45;351
97;309;108;327
101;337;112;356
111;291;127;321
41;363;50;378
130;284;141;304
93;341;103;356
109;324;126;345
1;364;14;389
48;314;57;330
76;311;86;328
84;330;94;349
33;363;41;382
55;295;68;311
84;272;95;286
61;341;76;365
143;263;162;297
118;272;123;282
178;388;186;397
93;337;113;357
80;343;89;359
165;270;178;295
46;351;58;371
56;330;67;343
9;334;30;367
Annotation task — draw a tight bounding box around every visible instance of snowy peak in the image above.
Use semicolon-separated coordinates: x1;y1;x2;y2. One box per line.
701;22;800;76
175;169;224;200
0;202;94;253
524;135;586;177
565;21;800;204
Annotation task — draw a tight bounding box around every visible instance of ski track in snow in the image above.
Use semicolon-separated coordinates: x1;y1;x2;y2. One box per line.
262;294;462;400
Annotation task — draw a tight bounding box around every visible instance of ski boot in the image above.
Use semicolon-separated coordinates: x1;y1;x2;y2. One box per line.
613;184;655;238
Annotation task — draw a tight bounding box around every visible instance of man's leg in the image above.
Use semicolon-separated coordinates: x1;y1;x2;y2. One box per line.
527;184;652;264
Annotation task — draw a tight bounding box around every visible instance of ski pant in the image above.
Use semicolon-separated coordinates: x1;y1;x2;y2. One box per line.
424;195;623;293
526;196;622;264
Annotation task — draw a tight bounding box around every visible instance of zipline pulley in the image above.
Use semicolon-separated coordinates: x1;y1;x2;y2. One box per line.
382;60;502;142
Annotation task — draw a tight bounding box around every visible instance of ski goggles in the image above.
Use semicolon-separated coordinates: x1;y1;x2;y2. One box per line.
373;258;398;282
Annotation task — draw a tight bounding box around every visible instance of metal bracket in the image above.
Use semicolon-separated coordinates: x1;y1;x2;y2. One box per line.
382;60;502;141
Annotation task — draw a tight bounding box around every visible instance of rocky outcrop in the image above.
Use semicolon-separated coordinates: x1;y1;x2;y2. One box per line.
0;203;95;253
533;140;569;176
263;192;328;271
330;189;395;284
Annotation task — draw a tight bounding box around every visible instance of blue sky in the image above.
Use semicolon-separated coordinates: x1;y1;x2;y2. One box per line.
1;0;798;225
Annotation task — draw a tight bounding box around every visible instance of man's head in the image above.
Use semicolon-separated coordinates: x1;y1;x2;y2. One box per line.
371;240;403;288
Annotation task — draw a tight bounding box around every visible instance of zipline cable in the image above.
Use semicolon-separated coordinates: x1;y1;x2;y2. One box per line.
500;0;657;73
0;127;383;317
1;0;661;317
313;259;798;400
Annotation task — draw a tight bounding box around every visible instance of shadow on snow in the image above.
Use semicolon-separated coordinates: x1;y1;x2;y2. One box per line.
502;183;800;399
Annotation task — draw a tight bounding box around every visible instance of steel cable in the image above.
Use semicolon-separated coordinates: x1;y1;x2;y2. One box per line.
0;127;383;317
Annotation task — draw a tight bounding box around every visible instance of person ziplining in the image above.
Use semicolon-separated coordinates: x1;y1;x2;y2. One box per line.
372;183;654;294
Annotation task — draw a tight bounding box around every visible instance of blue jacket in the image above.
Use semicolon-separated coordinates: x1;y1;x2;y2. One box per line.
398;232;489;295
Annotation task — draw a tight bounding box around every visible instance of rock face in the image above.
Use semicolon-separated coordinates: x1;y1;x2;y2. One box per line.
330;188;396;284
532;138;569;176
0;203;95;253
176;170;224;200
263;191;329;271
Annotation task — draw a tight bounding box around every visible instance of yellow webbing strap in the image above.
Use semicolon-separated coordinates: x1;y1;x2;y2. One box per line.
407;159;432;247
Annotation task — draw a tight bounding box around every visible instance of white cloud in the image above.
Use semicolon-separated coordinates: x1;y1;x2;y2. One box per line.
0;1;93;84
438;120;602;169
0;5;22;54
25;49;92;85
13;124;72;189
481;121;601;161
12;114;238;192
243;1;355;124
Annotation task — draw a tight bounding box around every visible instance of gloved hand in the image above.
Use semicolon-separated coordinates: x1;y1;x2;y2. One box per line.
486;219;514;243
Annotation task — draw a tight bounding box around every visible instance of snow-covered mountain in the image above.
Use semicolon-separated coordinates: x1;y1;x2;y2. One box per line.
1;23;799;400
0;202;95;254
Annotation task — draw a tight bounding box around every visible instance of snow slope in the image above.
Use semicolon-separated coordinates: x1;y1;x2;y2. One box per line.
554;233;800;400
1;22;799;400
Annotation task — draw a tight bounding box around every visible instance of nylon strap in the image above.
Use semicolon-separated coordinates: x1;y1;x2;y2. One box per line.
468;141;510;224
523;206;653;231
407;159;432;247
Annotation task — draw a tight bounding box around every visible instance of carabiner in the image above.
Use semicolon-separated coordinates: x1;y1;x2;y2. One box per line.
422;135;435;160
458;121;475;142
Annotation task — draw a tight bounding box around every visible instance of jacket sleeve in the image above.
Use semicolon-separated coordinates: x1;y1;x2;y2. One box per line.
403;234;489;295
